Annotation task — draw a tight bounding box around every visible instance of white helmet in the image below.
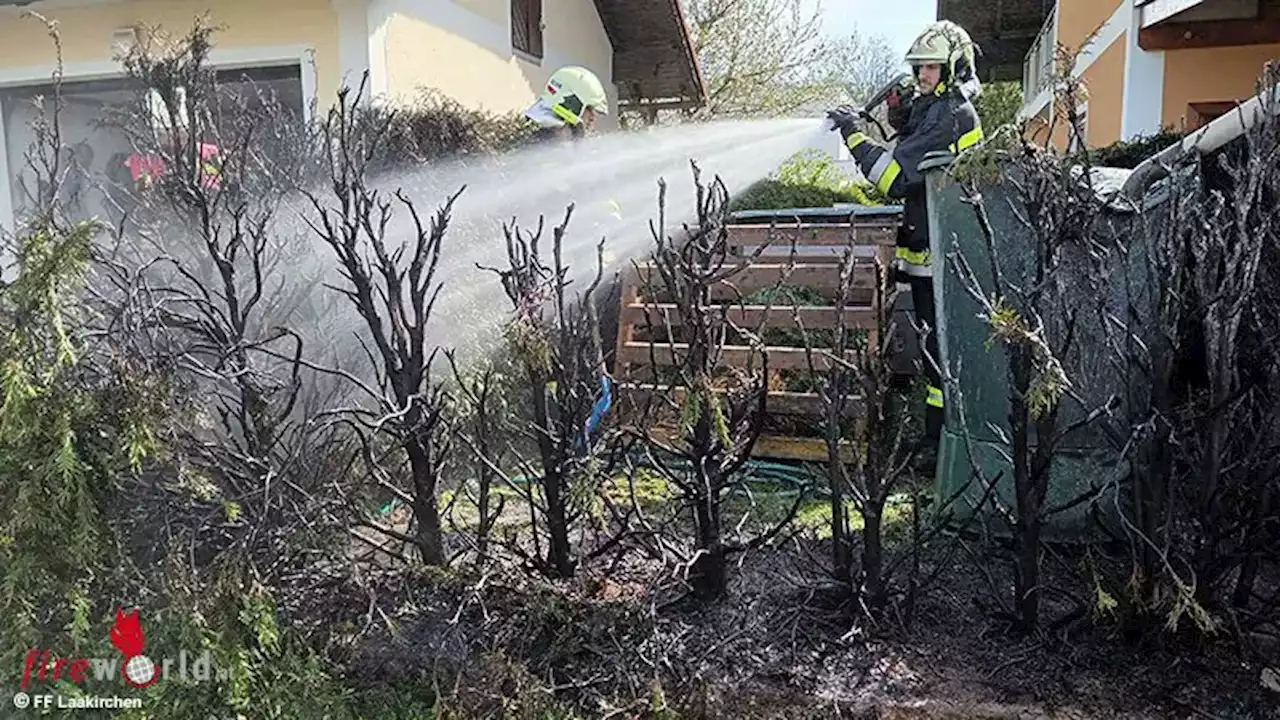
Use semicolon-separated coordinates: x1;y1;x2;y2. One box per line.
905;21;978;85
537;66;609;126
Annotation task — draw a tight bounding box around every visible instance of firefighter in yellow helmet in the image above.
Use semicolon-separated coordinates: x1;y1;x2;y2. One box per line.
524;65;610;142
826;20;985;470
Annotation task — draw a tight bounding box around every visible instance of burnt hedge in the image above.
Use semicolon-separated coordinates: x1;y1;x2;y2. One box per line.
1086;126;1186;169
353;88;537;170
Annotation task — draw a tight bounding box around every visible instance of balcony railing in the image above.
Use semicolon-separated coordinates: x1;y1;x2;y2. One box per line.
1022;6;1058;107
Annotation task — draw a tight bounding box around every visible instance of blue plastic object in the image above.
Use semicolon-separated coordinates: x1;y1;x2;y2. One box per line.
576;374;613;451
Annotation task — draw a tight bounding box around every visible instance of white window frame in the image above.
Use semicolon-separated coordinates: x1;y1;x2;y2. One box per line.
0;44;318;235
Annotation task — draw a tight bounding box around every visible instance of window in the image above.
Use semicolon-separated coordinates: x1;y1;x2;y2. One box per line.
511;0;543;60
1188;101;1238;130
2;79;134;227
1;65;305;229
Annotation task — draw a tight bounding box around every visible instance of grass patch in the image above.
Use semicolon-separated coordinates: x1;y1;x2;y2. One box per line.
789;495;915;541
602;468;675;510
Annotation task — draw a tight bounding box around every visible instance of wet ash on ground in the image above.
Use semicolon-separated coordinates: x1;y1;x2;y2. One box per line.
284;539;1275;719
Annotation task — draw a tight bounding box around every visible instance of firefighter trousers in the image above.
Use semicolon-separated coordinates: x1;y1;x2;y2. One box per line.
908;274;944;445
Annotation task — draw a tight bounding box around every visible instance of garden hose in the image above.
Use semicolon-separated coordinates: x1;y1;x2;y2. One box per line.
500;448;824;500
376;444;829;514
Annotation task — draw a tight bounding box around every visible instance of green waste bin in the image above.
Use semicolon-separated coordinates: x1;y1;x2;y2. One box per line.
919;150;1161;542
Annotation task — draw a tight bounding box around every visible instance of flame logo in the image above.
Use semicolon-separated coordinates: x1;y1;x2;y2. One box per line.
110;606;158;688
110;607;146;657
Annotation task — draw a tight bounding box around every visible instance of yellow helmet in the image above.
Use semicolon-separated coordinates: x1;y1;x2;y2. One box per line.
904;21;977;83
539;66;609;126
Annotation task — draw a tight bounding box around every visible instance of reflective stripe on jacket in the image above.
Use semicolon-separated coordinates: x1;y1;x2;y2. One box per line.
845;88;984;276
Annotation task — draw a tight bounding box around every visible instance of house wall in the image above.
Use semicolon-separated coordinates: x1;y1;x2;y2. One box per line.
1121;2;1166;139
1037;30;1126;151
1024;104;1053;146
1050;103;1071;149
1056;0;1125;58
1081;36;1127;146
1022;0;1278;149
1161;42;1280;129
1023;0;1130;149
0;0;340;103
371;0;617;127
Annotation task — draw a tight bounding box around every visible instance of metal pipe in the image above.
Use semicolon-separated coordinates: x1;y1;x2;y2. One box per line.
1120;78;1280;201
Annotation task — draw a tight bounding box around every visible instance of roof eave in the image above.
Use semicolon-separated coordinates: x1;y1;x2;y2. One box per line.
594;0;707;109
667;0;708;105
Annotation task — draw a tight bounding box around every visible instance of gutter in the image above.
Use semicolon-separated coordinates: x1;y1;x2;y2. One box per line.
666;0;708;106
1120;78;1280;201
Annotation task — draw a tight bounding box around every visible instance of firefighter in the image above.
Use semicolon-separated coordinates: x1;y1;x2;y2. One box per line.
126;87;224;193
826;20;985;467
523;65;610;143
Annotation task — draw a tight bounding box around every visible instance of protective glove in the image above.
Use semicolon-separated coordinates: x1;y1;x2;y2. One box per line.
825;105;864;141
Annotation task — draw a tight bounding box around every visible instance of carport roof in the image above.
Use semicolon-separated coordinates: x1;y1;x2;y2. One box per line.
594;0;707;111
937;0;1055;82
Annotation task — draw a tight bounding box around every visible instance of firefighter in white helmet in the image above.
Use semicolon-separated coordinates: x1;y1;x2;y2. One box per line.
826;20;985;469
524;65;610;142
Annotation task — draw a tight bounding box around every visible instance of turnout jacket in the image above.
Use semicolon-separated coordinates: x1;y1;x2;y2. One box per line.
845;88;983;276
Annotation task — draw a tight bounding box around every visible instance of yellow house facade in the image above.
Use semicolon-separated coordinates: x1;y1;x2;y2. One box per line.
940;0;1280;150
0;0;705;230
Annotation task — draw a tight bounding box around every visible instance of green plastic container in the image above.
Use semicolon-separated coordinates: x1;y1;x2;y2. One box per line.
920;150;1160;541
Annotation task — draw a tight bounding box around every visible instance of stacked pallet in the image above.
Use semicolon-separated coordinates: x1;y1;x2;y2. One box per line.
611;206;904;462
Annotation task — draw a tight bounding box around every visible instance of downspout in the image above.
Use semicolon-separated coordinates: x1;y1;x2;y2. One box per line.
1120;78;1280;201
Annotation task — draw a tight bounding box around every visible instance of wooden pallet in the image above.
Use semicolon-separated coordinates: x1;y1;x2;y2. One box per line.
612;212;901;463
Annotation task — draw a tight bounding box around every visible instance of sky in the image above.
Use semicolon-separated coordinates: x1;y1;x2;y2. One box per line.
809;0;938;57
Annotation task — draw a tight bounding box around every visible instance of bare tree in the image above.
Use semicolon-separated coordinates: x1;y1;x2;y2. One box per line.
826;26;903;107
941;61;1126;633
77;18;347;580
1113;152;1195;621
631;164;802;600
683;0;832;117
445;351;511;564
304;79;460;566
799;240;915;608
474;207;631;578
1184;91;1279;609
1066;65;1280;643
1165;66;1280;618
